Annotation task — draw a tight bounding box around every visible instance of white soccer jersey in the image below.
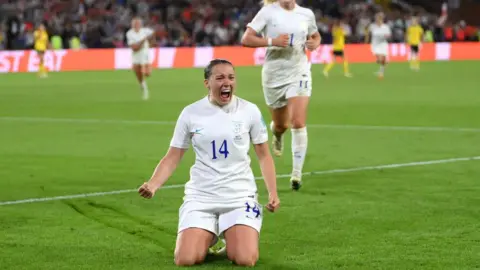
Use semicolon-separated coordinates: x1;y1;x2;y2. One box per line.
247;2;318;88
126;27;153;55
369;23;391;46
170;96;268;203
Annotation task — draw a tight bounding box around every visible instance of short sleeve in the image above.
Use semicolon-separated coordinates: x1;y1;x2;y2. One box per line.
126;32;135;46
368;24;373;33
145;28;154;36
307;11;318;35
169;108;191;149
247;7;269;34
249;105;268;145
385;26;392;36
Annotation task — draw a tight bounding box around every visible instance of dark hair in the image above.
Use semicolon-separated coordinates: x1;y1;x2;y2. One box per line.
204;59;234;80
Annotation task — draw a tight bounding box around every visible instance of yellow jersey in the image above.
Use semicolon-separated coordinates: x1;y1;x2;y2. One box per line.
34;30;49;51
407;25;423;46
332;25;345;51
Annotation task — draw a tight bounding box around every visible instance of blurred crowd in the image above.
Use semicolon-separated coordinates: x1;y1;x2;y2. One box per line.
0;0;479;50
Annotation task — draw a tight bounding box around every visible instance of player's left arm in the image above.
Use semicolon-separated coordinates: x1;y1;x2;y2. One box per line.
385;26;392;40
147;29;156;47
250;106;279;212
305;11;321;51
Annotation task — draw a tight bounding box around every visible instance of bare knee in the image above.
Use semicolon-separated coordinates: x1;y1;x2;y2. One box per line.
174;252;204;266
232;252;258;267
273;121;289;133
291;118;306;129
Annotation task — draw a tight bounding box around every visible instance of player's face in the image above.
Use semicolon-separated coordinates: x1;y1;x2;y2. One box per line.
39;24;45;31
376;15;384;24
205;64;236;106
411;17;418;25
132;19;141;30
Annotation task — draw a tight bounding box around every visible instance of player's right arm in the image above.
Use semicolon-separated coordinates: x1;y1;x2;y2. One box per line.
138;147;187;198
241;7;289;48
127;32;146;52
138;109;190;199
129;40;146;52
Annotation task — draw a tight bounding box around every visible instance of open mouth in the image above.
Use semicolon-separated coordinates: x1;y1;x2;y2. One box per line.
220;88;232;101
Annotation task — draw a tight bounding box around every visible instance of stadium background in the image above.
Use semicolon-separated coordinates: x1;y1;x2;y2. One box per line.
1;0;479;269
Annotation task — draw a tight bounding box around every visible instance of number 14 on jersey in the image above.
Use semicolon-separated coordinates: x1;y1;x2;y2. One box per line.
211;139;229;159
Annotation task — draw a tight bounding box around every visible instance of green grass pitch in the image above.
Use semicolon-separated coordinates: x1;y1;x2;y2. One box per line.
0;61;479;269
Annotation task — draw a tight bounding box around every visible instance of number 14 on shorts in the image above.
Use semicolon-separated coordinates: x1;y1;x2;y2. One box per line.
245;202;261;218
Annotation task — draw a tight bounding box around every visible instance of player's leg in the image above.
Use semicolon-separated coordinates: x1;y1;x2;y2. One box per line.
270;105;289;157
175;201;218;266
376;54;387;78
287;96;309;190
37;51;46;77
143;63;152;78
323;51;337;77
341;52;352;77
264;86;289;157
219;201;262;267
285;79;311;190
175;228;216;266
224;225;259;267
410;46;420;71
139;53;150;99
132;64;143;85
140;63;150;100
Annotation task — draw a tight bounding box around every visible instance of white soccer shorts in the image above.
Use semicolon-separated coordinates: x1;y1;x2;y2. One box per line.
263;75;312;109
371;44;388;56
132;51;150;65
177;198;263;244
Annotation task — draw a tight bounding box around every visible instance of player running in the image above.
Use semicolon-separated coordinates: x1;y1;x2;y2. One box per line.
323;19;352;78
126;17;155;100
138;59;280;267
34;24;49;78
241;0;321;191
406;16;424;71
366;12;391;79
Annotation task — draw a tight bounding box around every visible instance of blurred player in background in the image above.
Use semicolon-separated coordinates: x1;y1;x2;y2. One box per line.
241;0;321;191
323;19;352;78
138;59;280;267
34;24;49;78
406;16;424;71
126;17;155;100
366;12;391;79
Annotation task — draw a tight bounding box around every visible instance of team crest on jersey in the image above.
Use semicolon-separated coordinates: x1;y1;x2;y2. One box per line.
232;121;243;133
232;121;244;141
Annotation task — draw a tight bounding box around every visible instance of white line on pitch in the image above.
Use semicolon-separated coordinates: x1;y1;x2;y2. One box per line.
1;155;479;206
1;116;479;133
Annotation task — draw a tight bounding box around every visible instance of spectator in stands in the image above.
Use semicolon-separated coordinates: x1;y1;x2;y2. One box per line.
5;11;23;50
0;0;477;50
0;24;5;50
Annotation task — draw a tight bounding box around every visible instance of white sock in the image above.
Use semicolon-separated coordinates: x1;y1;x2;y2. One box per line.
379;65;385;74
291;127;308;178
141;80;148;91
